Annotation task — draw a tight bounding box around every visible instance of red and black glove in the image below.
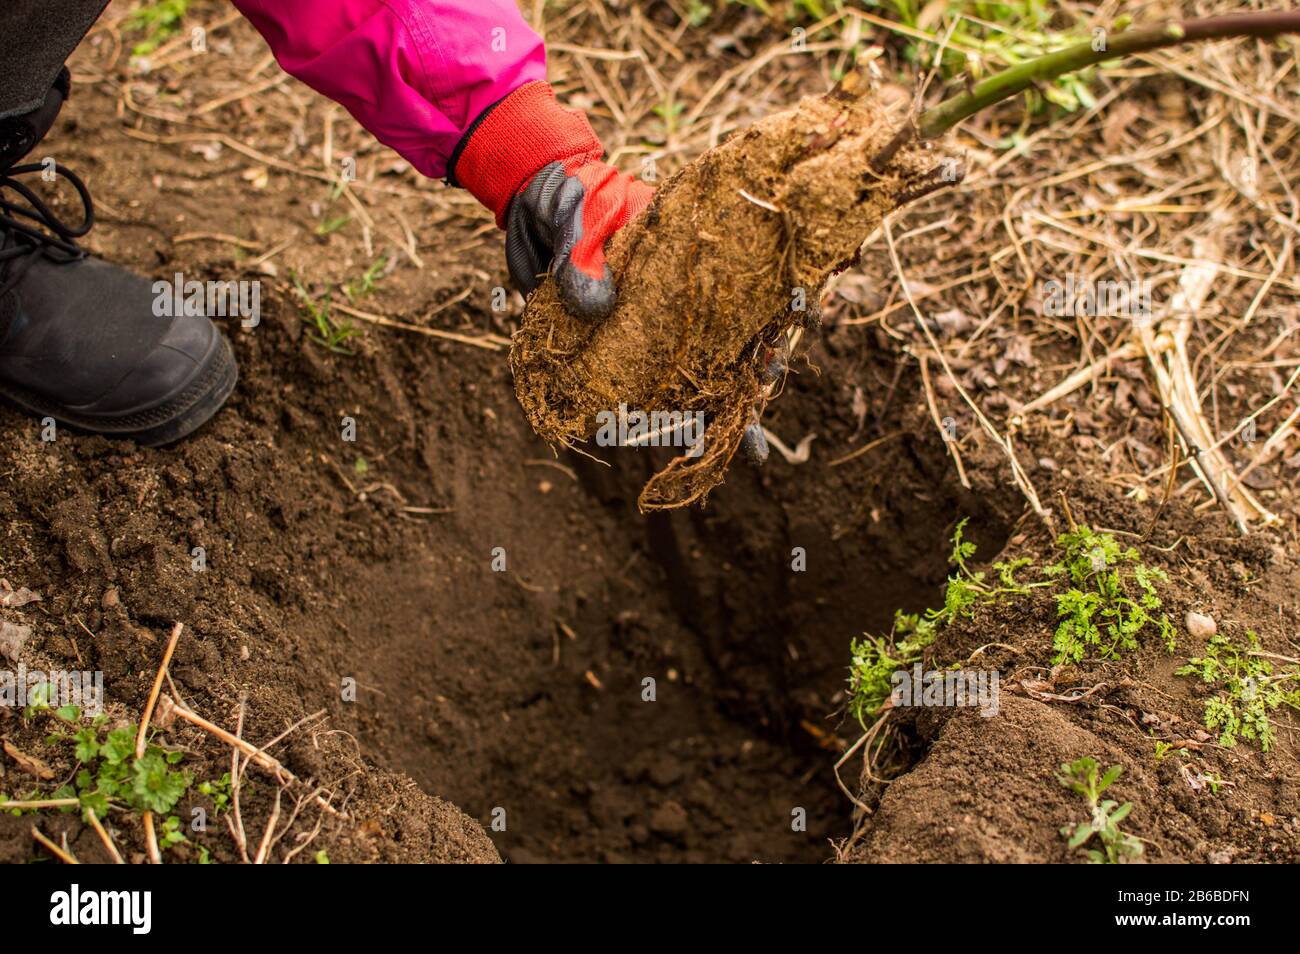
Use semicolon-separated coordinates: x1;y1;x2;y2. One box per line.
450;81;653;320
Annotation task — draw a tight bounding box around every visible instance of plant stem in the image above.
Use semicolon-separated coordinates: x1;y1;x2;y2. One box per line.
916;12;1300;140
1;798;79;811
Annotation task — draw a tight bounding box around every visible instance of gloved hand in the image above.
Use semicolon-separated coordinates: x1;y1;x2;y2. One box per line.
449;81;653;320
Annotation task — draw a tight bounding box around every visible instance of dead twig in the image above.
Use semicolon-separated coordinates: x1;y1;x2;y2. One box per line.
85;808;125;865
166;697;341;817
142;812;162;865
886;220;1049;523
33;825;79;864
229;694;250;864
253;786;284;865
0;798;78;811
136;622;182;866
331;295;507;351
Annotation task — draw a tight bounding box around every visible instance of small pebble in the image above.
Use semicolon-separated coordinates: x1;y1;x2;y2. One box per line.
1185;611;1217;640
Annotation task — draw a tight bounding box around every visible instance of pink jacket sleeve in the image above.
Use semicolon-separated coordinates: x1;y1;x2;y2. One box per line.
230;0;547;179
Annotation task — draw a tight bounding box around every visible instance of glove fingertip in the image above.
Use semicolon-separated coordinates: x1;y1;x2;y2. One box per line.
556;260;618;321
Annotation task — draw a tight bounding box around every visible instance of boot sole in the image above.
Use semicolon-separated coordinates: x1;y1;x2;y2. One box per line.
0;332;237;447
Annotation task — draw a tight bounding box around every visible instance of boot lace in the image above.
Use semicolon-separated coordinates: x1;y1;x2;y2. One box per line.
0;161;94;297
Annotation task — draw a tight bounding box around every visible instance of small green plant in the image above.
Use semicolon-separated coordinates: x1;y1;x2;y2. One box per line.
18;684;57;718
292;273;357;354
685;0;713;26
848;610;937;724
315;214;351;237
315;849;331;864
158;814;188;851
4;707;192;820
940;517;1048;618
1152;740;1187;762
847;519;1047;723
729;0;842;24
870;1;1100;123
126;0;191;57
1177;630;1300;751
847;520;1178;721
198;773;233;815
70;727;189;818
1057;757;1143;864
1044;525;1176;664
344;255;388;302
651;97;687;140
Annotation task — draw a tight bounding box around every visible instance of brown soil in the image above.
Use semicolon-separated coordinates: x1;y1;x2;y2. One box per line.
2;1;1298;865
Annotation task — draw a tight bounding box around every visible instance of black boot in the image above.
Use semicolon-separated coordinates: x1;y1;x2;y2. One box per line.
0;72;236;446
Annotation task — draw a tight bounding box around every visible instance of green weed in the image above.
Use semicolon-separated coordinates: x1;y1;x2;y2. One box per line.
847;520;1178;724
651;97;687;141
1177;630;1300;751
848;610;938;726
198;773;233;815
315;214;352;237
344;256;388;302
704;1;1100;131
740;0;840;20
847;518;1047;724
158;813;188;852
1;706;191;820
292;273;357;354
1152;740;1187;762
1057;757;1143;864
685;0;714;27
1043;525;1176;665
126;0;191;58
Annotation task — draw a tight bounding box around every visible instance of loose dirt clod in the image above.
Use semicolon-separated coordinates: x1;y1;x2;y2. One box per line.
512;74;958;510
0;620;32;662
513;11;1300;514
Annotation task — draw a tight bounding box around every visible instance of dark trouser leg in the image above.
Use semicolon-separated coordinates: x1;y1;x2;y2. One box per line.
0;1;109;120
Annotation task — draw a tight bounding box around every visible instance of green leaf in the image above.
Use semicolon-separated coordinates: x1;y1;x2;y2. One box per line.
128;750;190;814
79;789;110;818
101;728;136;765
1098;764;1122;793
74;728;100;763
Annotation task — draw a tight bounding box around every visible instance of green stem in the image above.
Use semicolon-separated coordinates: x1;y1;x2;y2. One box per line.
916;11;1300;140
